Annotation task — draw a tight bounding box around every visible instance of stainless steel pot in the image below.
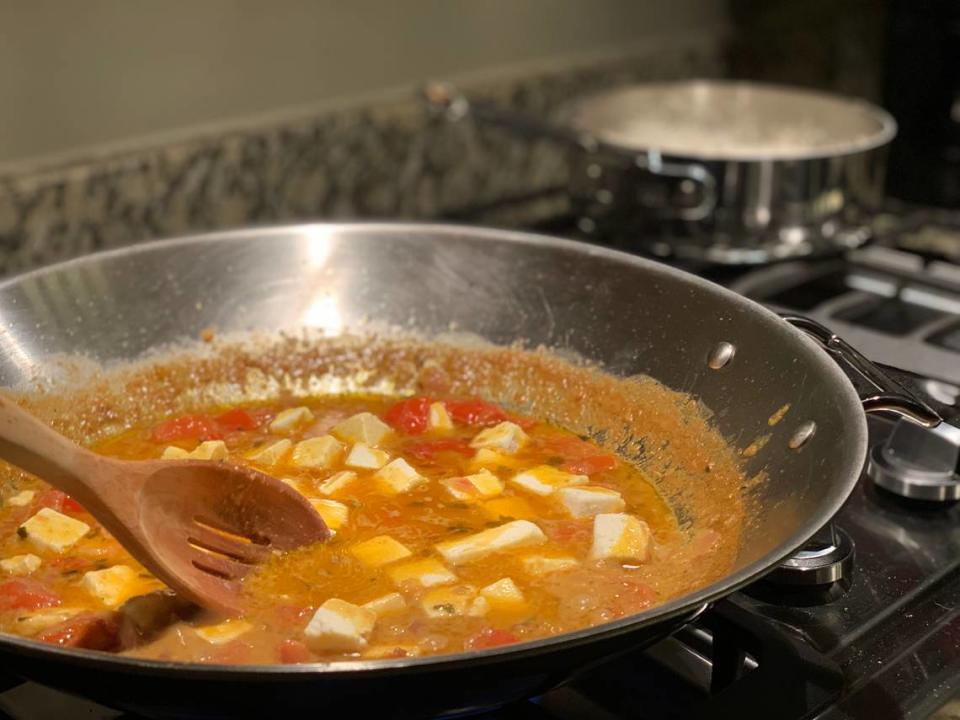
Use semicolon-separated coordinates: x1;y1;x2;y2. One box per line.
428;81;897;265
0;223;950;718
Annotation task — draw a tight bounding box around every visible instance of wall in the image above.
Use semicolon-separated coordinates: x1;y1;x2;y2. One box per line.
0;0;727;166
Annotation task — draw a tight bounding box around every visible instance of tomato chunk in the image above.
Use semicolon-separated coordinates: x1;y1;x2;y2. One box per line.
445;399;509;427
0;579;61;611
151;414;223;442
467;628;520;650
278;639;312;664
405;438;474;461
36;489;85;514
37;613;119;651
215;408;259;431
384;397;432;435
561;454;617;475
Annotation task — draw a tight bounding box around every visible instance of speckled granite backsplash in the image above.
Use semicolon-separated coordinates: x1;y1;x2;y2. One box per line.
0;42;724;275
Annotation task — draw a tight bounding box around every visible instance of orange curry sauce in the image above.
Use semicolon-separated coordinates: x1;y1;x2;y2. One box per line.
0;395;682;664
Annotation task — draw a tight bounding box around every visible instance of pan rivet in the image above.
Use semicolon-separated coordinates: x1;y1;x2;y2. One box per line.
789;421;817;450
707;342;736;370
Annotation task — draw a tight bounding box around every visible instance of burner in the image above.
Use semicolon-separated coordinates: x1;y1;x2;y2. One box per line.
866;417;960;501
765;524;855;588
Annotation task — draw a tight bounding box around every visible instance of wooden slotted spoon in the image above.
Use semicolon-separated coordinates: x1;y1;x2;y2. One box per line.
0;396;330;614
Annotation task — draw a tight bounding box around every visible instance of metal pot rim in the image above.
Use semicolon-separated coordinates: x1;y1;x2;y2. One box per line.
0;222;869;675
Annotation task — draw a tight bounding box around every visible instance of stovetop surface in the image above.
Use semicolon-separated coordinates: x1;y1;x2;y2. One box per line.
2;199;960;719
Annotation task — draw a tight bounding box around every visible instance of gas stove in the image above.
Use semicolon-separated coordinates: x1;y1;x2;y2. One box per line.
1;202;959;719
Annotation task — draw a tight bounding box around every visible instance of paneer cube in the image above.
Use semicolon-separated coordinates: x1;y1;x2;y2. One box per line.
557;486;625;518
469;421;529;454
310;499;349;531
7;490;35;507
195;620;253;645
291;435;344;469
269;406;314;432
162;440;228;461
0;553;41;575
387;558;457;588
479;577;527;614
349;536;412;567
374;459;425;494
362;592;407;617
510;466;588;497
470;448;524;471
15;608;83;635
441;469;504;502
435;520;546;566
19;508;90;553
316;471;357;497
82;565;152;608
331;412;393;446
421;585;483;618
190;440;228;461
519;554;579;576
590;513;651;562
427;402;453;431
345;443;391;470
303;598;376;652
247;438;292;466
482;496;537;521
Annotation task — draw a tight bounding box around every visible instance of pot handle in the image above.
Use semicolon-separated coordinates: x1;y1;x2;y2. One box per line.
782;314;959;428
422;82;717;221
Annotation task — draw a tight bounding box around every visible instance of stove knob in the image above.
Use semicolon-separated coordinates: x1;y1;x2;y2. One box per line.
765;523;854;587
866;418;960;502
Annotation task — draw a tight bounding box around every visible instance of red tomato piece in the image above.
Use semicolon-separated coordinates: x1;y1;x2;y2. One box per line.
467;628;520;650
384;397;432;435
445;399;509;427
278;639;312;664
405;438;475;461
0;579;61;611
215;408;259;431
37;613;119;651
151;414;223;442
561;454;617;475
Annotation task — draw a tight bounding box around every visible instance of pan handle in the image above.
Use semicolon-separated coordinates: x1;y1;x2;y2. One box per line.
422;82;717;221
782;314;959;429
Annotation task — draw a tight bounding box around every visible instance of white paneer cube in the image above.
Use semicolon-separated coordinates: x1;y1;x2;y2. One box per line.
362;592;407;617
421;585;481;618
510;466;588;497
331;412;393;446
435;520;546;566
15;608;83;635
316;471;357;497
349;536;412;567
470;448;524;471
81;565;145;608
310;498;349;531
292;435;344;469
469;421;529;455
303;598;377;652
269;406;314;433
557;486;625;518
190;440;228;461
0;553;41;575
374;459;426;495
519;554;579;576
387;558;457;588
161;446;190;460
590;513;652;563
247;438;292;466
441;469;504;502
7;490;35;507
427;402;453;431
480;577;527;614
19;508;90;553
195;620;253;645
345;443;390;470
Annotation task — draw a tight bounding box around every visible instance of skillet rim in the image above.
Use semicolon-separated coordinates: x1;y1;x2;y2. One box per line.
0;221;868;675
